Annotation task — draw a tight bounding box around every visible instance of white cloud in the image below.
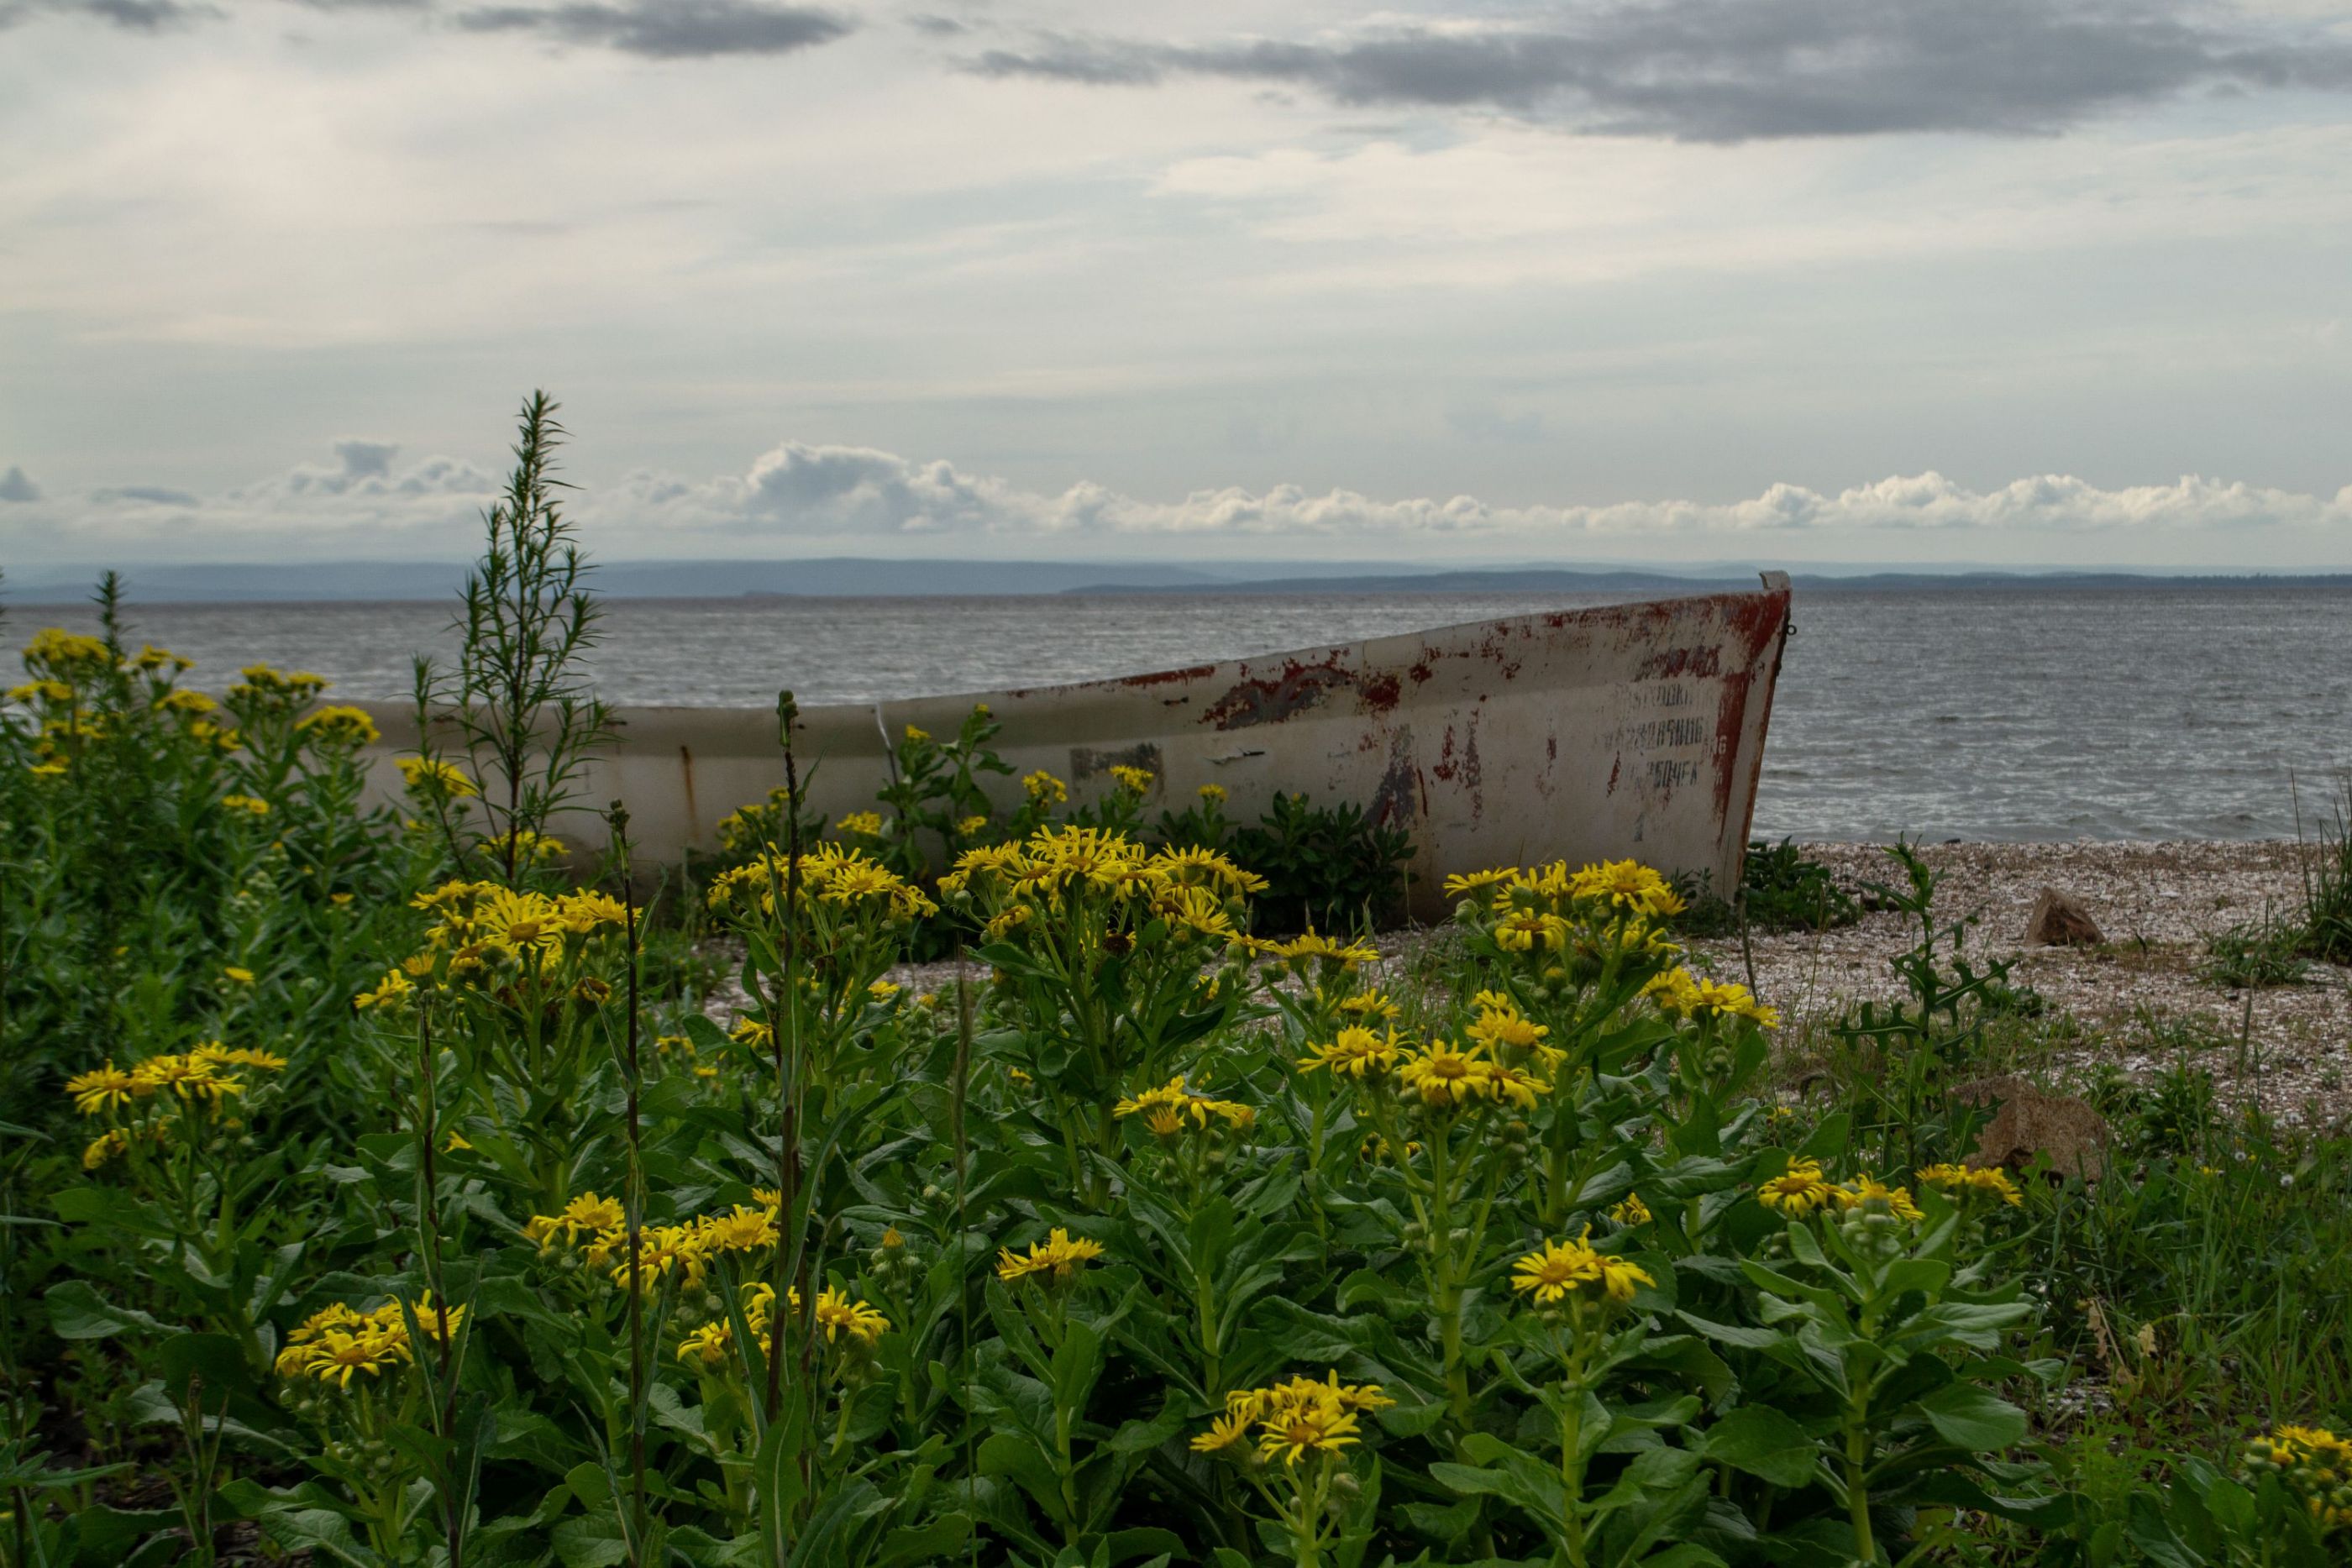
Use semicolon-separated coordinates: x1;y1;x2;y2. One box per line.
601;439;2352;547
7;433;2348;568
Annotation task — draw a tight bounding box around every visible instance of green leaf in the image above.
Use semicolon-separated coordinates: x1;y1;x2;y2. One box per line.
46;1280;181;1341
1675;1311;1783;1350
1051;1318;1106;1418
2124;1492;2206;1568
1701;1405;1819;1488
1915;1382;2026;1452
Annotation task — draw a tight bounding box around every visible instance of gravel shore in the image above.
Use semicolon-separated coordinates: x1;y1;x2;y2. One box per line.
1692;840;2351;1127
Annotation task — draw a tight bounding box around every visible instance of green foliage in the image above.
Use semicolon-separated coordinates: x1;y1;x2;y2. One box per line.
2197;915;2310;989
1678;839;1861;937
2292;781;2352;965
1821;842;2016;1175
1229;791;1414;936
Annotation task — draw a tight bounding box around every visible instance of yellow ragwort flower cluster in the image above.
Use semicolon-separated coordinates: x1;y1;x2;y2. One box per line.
525;1192;784;1291
706;842;937;925
1917;1163;2025;1208
675;1281;890;1367
1191;1371;1394;1466
995;1227;1105;1286
1644;967;1782;1029
1446;858;1687;958
397;757;480;800
276;1296;466;1387
1297;1025;1404;1080
296;705;380;747
351;881;631;1007
1510;1230;1656;1306
2245;1424;2352;1534
943;826;1263;947
1394;1038;1550;1112
67;1044;288;1166
1757;1160;1939;1221
1113;1075;1255;1137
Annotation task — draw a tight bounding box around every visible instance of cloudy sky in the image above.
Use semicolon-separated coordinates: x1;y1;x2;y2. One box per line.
3;0;2350;570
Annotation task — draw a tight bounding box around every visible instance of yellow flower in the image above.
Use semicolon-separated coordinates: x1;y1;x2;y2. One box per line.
1197;783;1227;805
288;1328;405;1387
1257;1397;1361;1467
1335;989;1400;1021
1465;1005;1557;1065
1568;858;1685;918
354;969;415;1011
131;1055;243;1109
996;1227;1105;1284
1511;1231;1653;1306
1643;968;1706;1017
1441;868;1515;898
955;815;990;838
902;724;931;743
1298;1026;1402;1080
696;1205;779;1254
1150;844;1267;895
223;966;255;985
836;811;885;838
1650;970;1779;1028
65;1063;139;1118
812;1287;889;1348
1395;1040;1546;1109
678;1321;734;1369
1756;1159;1840;1218
1918;1163;2024;1208
1189;1412;1251;1453
297;705;380;747
218;794;270;816
1110;764;1155;794
397;757;478;799
1494;912;1568;952
1113;1076;1254;1133
524;1192;627;1248
1610;1193;1652;1227
81;1130;130;1169
1266;930;1380;968
1022;770;1068;806
1837;1174;1924;1222
191;1042;287;1072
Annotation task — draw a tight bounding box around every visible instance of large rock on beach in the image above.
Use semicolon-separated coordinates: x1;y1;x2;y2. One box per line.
2024;887;2104;947
1954;1075;2110;1182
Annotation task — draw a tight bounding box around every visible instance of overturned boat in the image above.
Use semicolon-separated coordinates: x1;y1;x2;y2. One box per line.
357;574;1793;919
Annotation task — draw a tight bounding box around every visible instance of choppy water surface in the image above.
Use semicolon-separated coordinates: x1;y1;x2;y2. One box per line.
19;585;2352;842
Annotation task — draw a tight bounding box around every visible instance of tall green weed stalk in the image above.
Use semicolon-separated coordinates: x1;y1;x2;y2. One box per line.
412;391;616;885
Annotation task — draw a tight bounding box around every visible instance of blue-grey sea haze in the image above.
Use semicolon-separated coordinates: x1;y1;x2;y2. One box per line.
18;585;2352;844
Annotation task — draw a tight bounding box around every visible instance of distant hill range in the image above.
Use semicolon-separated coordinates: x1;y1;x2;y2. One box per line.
7;557;2349;605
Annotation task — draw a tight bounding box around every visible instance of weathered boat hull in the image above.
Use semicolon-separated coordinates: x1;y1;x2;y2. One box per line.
354;574;1792;918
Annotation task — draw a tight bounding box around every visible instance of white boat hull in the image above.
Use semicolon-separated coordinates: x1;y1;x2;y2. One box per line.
355;574;1792;918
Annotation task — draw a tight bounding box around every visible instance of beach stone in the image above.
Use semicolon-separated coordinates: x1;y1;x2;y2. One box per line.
1954;1075;2110;1182
2024;887;2103;947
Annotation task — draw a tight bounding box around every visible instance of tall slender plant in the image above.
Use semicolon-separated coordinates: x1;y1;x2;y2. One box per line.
412;391;616;885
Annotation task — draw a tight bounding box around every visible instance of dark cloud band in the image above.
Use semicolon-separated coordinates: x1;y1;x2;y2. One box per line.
455;0;852;58
969;0;2352;141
